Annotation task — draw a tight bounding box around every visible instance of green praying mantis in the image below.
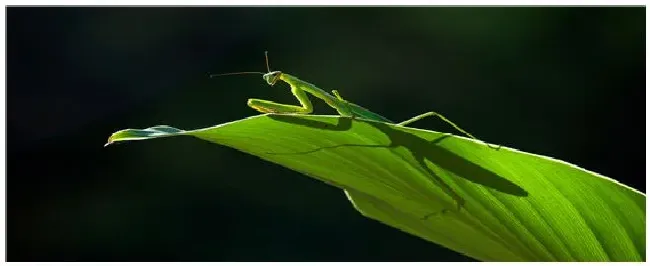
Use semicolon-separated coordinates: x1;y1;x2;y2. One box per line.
212;52;495;148
212;52;499;212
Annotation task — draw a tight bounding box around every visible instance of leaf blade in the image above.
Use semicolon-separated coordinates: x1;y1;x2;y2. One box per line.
106;114;645;261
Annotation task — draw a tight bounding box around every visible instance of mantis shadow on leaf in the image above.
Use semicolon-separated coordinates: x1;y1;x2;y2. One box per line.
266;114;529;201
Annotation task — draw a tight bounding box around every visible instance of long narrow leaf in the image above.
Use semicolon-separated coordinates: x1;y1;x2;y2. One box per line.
106;114;645;261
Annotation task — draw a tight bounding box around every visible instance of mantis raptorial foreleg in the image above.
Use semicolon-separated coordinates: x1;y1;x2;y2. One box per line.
247;83;314;114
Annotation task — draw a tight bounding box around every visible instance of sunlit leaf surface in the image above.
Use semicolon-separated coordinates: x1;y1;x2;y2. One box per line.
107;114;645;261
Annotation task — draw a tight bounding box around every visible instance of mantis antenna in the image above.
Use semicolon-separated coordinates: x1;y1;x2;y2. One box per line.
265;51;271;72
209;71;265;78
209;51;273;78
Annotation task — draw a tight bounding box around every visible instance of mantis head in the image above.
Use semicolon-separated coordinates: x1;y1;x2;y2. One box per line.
263;71;282;86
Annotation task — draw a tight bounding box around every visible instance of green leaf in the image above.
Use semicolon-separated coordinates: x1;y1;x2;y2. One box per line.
106;114;645;261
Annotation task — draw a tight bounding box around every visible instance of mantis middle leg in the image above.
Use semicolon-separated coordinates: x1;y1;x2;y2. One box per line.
330;89;356;118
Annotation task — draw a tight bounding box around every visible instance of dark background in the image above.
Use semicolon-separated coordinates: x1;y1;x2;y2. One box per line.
8;7;645;261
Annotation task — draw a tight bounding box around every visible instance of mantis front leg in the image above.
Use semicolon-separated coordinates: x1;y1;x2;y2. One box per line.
247;84;314;114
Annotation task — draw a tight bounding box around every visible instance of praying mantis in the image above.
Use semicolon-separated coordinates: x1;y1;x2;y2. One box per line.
212;52;494;146
212;52;499;212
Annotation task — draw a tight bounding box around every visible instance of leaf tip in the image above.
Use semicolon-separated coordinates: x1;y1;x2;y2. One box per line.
104;125;185;147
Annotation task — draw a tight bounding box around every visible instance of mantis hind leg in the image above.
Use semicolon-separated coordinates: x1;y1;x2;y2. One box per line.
247;84;314;114
399;111;501;150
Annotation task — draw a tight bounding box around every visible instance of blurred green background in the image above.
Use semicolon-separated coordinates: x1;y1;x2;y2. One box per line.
8;7;645;261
